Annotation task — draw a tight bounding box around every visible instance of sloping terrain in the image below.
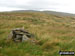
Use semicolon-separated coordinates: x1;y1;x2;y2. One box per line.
43;11;75;17
11;10;75;17
0;12;75;56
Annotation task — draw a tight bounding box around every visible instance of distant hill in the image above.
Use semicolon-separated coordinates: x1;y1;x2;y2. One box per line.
42;11;75;17
11;10;75;17
11;10;39;12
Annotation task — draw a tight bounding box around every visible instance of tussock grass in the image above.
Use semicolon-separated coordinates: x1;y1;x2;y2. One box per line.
0;12;75;56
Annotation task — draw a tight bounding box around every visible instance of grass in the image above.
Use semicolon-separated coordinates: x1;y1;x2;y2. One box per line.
0;12;75;56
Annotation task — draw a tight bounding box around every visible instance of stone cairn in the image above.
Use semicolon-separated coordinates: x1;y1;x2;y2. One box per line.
7;28;36;43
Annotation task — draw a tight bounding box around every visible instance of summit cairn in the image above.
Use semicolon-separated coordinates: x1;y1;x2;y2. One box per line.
8;28;35;42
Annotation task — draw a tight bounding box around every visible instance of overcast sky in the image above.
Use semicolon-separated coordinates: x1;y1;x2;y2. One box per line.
0;0;75;14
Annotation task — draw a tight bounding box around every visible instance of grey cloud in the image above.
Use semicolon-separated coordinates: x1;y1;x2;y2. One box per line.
0;0;75;13
0;0;61;10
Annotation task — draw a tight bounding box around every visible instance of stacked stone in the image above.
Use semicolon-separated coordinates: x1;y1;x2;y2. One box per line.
8;28;34;42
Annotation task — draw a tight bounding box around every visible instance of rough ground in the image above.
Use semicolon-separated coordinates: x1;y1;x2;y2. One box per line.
0;12;75;56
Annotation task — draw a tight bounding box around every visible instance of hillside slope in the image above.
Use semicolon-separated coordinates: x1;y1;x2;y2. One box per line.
11;10;75;17
0;12;75;56
43;11;75;17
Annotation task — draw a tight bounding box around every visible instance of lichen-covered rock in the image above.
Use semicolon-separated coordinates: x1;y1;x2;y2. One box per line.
7;28;34;42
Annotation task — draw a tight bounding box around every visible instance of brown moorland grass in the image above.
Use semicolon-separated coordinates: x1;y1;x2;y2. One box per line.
0;12;75;56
